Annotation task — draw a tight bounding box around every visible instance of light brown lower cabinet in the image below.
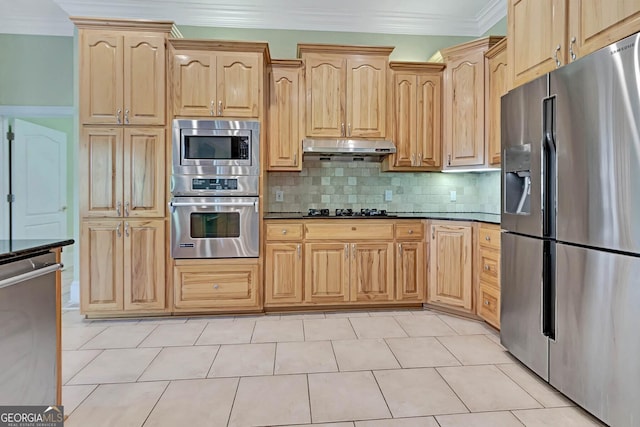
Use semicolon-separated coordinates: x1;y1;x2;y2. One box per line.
396;241;426;301
265;243;303;304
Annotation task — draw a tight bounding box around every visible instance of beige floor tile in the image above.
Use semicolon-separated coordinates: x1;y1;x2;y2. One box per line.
437;335;513;365
144;378;238;427
512;407;605;426
309;371;391;423
208;343;275;377
349;317;407;339
304;318;357;341
355;417;439;426
497;363;573;408
438;315;492;335
281;312;327;319
368;310;414;316
332;339;400;371
386;337;461;368
324;311;370;318
252;319;304;343
395;315;457;337
64;381;167;427
138;323;206;347
436;411;525;427
374;368;468;417
62;326;106;350
61;310;92;327
62;384;97;415
79;324;157;349
275;341;338;374
196;319;255;345
485;333;506;348
67;347;160;384
228;374;310;426
139;345;219;381
437;365;542;412
62;349;102;384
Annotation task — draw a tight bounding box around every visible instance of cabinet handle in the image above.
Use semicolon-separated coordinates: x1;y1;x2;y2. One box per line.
116;109;122;124
352;243;356;259
116;201;122;216
398;243;403;256
124;201;130;217
341;123;345;137
218;100;223;116
447;154;451;166
294;151;298;166
124;222;130;237
417;153;422;166
297;244;301;259
116;223;122;237
210;100;215;116
554;44;562;68
348;123;351;137
345;243;349;259
432;230;435;239
569;36;577;61
411;153;415;166
124;109;130;125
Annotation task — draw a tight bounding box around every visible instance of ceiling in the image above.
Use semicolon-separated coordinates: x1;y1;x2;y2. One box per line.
0;0;506;38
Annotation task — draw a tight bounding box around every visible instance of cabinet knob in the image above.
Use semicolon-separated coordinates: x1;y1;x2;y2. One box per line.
282;229;287;234
213;284;219;289
408;229;413;234
485;236;491;241
484;299;490;306
484;264;490;270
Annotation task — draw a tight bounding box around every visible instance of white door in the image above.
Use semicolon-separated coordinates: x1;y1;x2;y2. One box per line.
11;119;67;239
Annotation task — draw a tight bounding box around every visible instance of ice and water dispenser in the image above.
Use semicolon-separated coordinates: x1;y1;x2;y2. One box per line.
504;144;532;215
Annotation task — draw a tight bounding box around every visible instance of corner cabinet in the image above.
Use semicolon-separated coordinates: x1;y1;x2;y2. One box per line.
268;60;304;171
383;62;444;171
299;44;393;138
485;39;508;166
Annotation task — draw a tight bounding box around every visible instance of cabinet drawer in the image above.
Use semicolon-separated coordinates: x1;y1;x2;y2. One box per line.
395;222;424;240
478;283;500;329
266;223;303;241
479;248;500;287
305;222;394;241
479;224;501;250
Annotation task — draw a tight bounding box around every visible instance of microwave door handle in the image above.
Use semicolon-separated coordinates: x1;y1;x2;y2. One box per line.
169;201;256;208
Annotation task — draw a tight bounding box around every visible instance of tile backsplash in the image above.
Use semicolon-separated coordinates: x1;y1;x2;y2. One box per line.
267;161;501;213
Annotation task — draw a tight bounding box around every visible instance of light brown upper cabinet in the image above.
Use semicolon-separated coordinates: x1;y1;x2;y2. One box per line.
73;18;172;125
509;0;640;88
485;39;508;166
268;60;304;171
441;37;503;170
383;62;444;171
298;44;393;138
170;40;269;118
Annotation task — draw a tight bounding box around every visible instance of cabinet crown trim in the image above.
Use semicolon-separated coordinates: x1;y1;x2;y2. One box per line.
271;59;304;67
71;16;175;32
389;61;445;72
485;38;508;59
297;43;394;57
169;38;271;62
441;36;505;59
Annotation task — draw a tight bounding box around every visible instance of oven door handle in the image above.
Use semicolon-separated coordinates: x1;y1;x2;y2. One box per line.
169;200;259;212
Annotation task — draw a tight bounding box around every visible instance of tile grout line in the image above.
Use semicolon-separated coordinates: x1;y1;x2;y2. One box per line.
225;377;241;427
134;347;163;382
381;337;403;368
433;336;465;366
205;344;222;378
139;380;170;427
433;366;473;414
62;383;98;419
370;369;394;420
329;340;342;372
492;364;548;409
190;321;209;346
63;348;104;386
272;342;278;375
305;373;313;424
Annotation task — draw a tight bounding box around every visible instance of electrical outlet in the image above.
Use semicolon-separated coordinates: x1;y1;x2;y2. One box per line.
384;189;393;202
275;190;284;202
450;190;457;202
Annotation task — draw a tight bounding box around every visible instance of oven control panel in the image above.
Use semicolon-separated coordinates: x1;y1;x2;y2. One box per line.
192;178;238;191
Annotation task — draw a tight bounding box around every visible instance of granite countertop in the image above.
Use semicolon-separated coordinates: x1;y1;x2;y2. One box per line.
0;239;75;265
264;212;500;224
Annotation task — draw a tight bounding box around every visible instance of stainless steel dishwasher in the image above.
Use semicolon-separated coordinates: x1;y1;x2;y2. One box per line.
0;252;62;405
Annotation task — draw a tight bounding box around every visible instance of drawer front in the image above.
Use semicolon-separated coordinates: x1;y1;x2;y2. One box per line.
479;224;501;250
266;223;304;241
395;222;425;240
479;283;500;329
305;222;394;241
479;248;500;287
174;265;259;309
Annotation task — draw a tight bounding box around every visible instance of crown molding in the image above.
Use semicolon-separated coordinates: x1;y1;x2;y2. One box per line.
477;0;508;35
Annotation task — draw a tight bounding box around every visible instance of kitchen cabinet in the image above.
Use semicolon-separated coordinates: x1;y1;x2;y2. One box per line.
264;222;304;305
299;44;393;138
428;221;473;311
383;62;444;171
80;219;165;313
305;243;351;303
79;127;165;218
477;222;501;328
441;37;503;169
485;39;508;166
509;0;640;88
395;222;426;301
349;243;395;302
170;40;268;118
173;259;261;312
74;19;171;125
268;60;304;171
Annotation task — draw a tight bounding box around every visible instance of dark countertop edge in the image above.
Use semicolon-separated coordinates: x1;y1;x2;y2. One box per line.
0;239;75;265
264;212;500;224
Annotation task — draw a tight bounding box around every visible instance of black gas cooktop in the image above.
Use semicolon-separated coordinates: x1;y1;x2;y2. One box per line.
304;208;396;218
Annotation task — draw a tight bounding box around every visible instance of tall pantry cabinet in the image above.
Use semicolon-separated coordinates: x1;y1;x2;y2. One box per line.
73;18;173;315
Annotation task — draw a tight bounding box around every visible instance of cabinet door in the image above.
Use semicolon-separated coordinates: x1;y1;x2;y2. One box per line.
396;242;425;301
306;55;345;137
509;0;567;87
172;51;216;116
304;243;350;303
428;224;473;310
123;34;165;125
80;220;124;312
123;219;165;310
265;243;303;304
417;74;442;168
350;243;394;302
80;127;123;218
123;128;165;218
268;65;303;170
569;1;640;59
217;53;260;118
346;57;387;138
487;46;508;165
392;73;417;167
80;32;123;124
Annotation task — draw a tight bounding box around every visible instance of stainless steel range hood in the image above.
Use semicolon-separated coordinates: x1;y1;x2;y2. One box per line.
302;138;396;162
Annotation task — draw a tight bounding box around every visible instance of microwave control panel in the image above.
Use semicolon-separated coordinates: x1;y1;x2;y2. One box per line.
192;178;238;191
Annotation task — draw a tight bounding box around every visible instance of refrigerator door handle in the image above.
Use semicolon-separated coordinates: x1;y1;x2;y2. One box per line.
542;240;556;340
542;96;557;238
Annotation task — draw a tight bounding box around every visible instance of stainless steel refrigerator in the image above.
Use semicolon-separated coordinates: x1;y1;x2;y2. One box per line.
501;32;640;427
